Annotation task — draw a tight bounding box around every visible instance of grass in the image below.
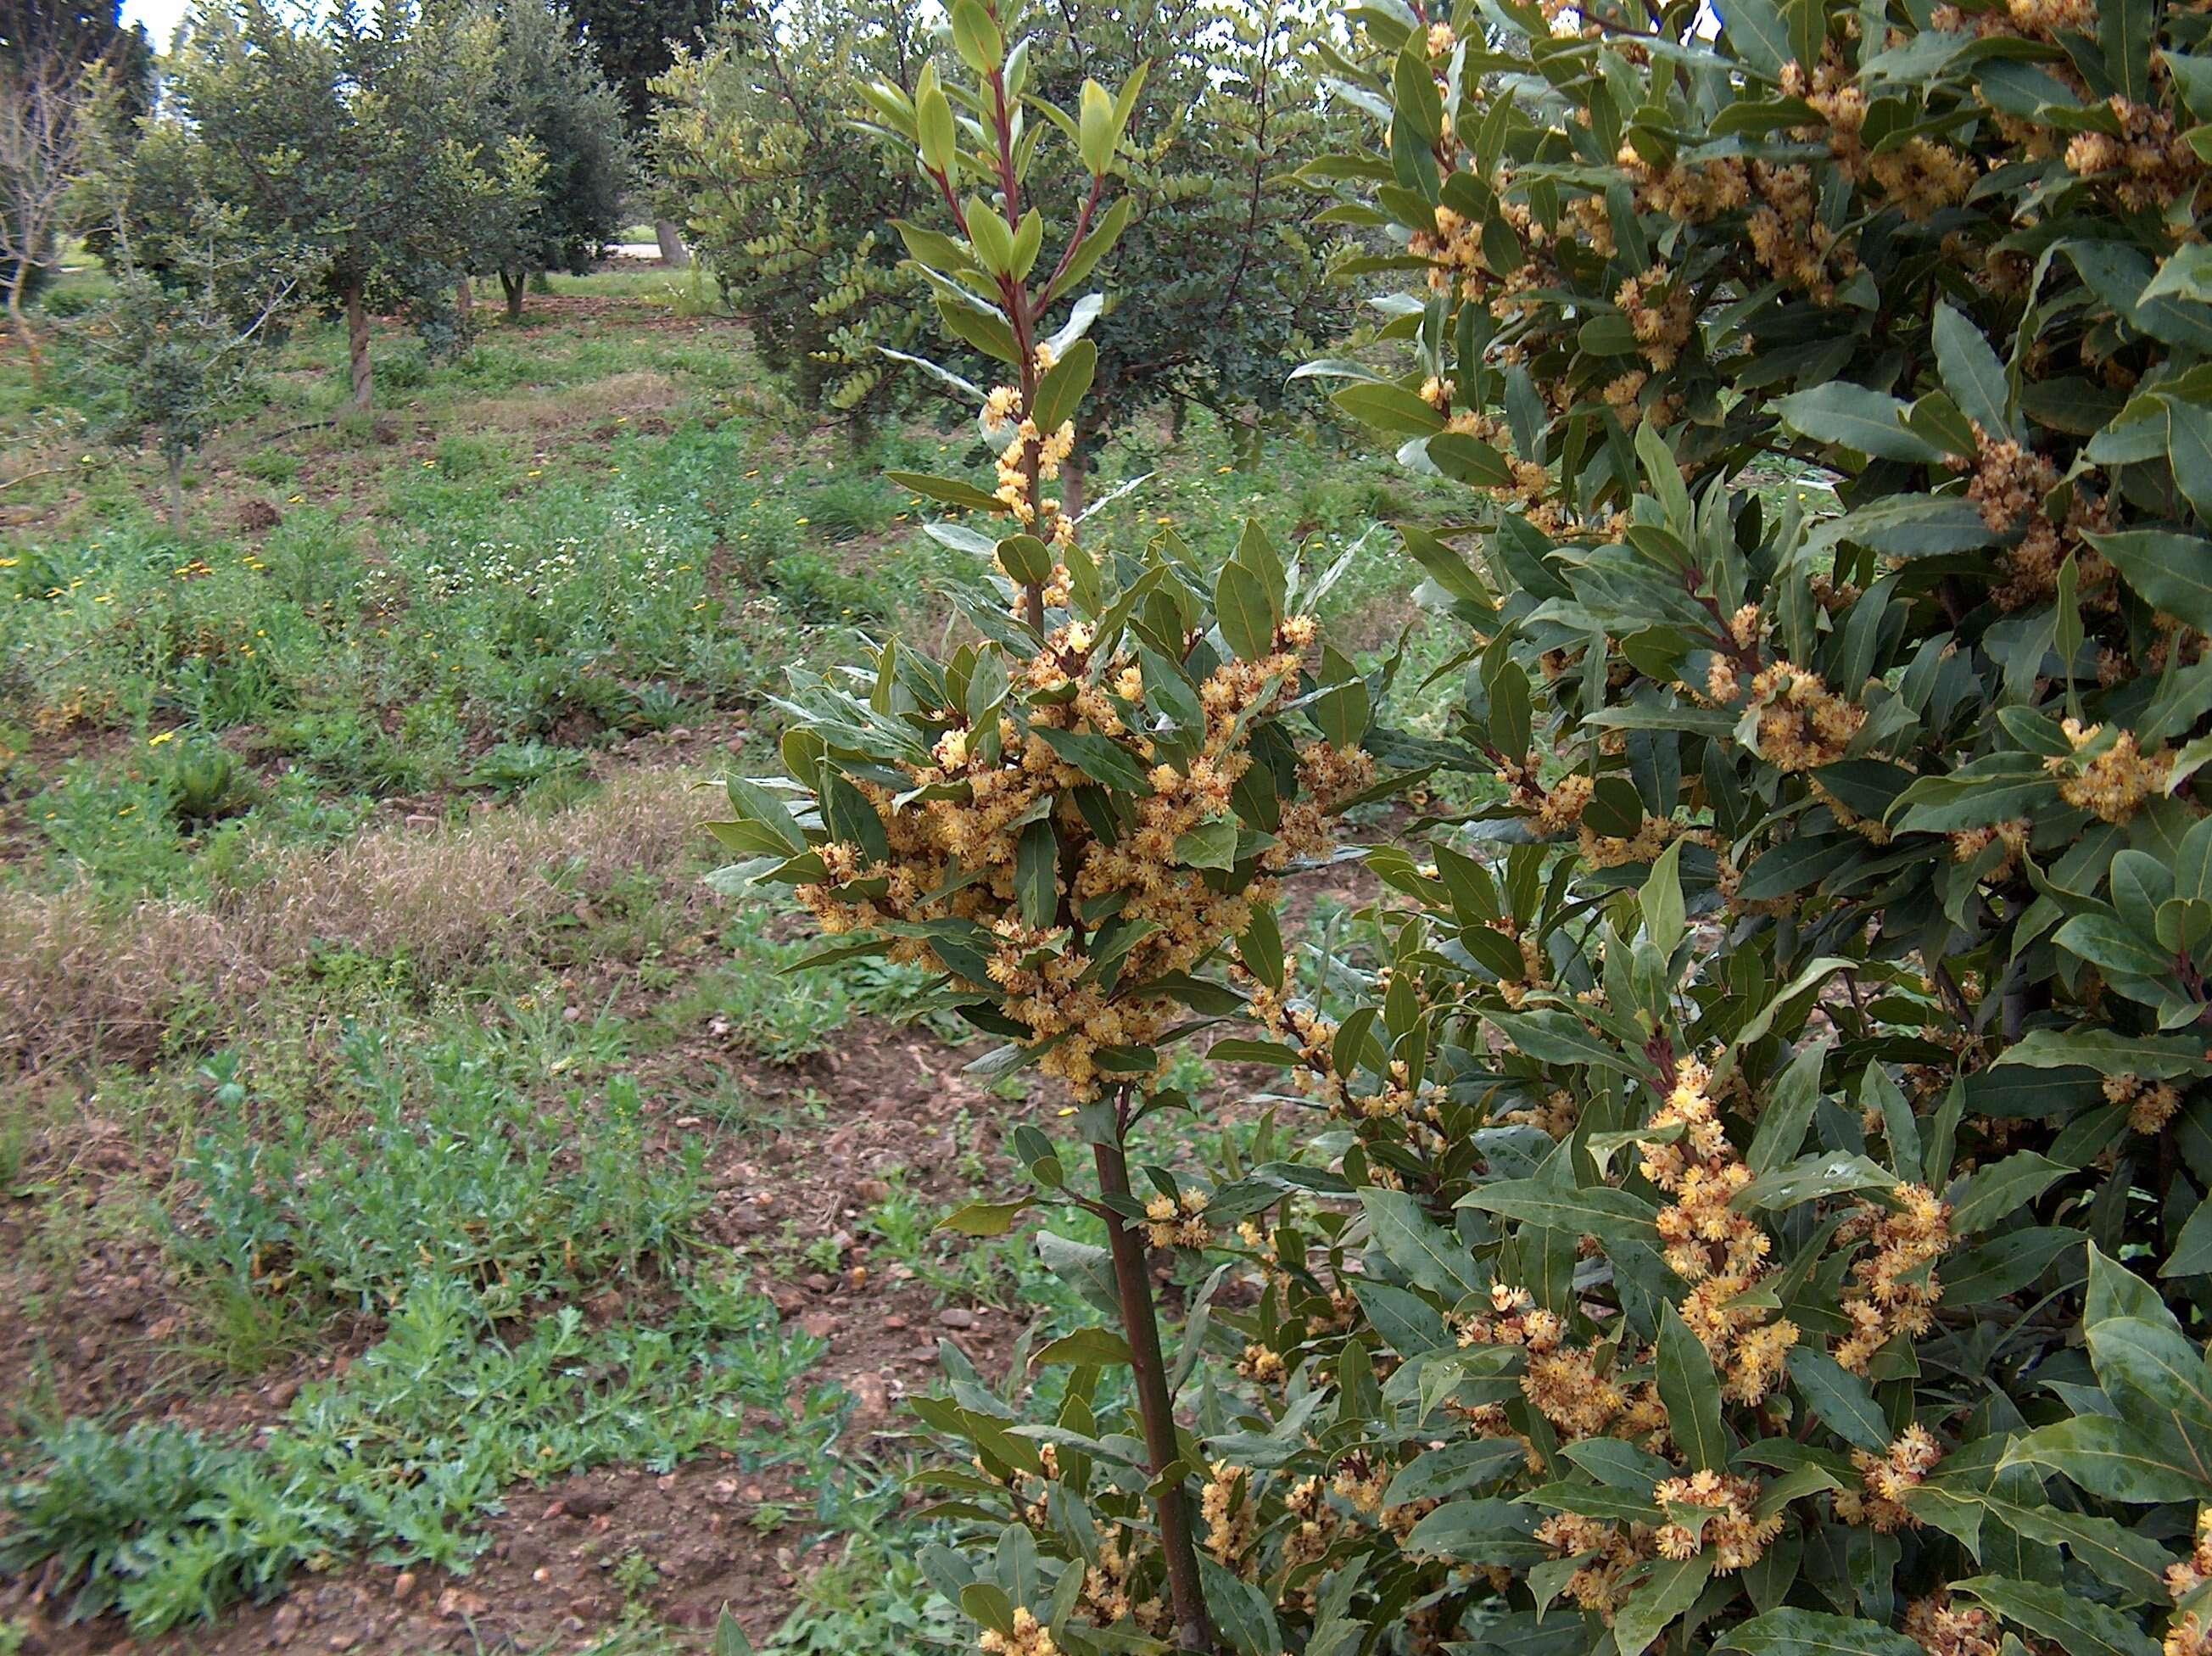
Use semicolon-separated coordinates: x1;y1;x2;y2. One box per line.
0;260;1455;1651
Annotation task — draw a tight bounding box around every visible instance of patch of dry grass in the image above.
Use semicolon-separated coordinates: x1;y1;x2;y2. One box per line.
1;769;714;1071
457;370;684;436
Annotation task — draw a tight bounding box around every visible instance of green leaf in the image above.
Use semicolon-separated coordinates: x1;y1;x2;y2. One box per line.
1174;815;1240;871
2086;529;2212;635
1215;560;1276;663
1031;338;1096;435
1776;383;1946;462
2001;1414;2212;1502
1034;728;1155;793
1997;1027;2212;1079
888;470;1008;513
1733;1152;1897;1211
1722;0;1793;76
1331;381;1446;436
1401;1498;1549;1565
2103;0;2153;103
1786;1347;1891;1453
1951;1576;2159;1656
1361;1187;1483;1298
2165;1199;2212;1278
714;1608;755;1656
2084;1315;2212;1486
1015;818;1058;930
1979;1498;2174;1604
1656;1301;1729;1472
1642;838;1685;954
724;775;809;856
1933;301;2013;439
1716;1608;1924;1655
940;1200;1031;1237
1612;1555;1716;1656
1455;1178;1662;1248
1947;1150;2072;1235
2054;913;2174;980
1747;1038;1829;1177
1031;1329;1132;1367
1382;1438;1531;1506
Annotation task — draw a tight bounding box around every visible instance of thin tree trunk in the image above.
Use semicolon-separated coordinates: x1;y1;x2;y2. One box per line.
1092;1135;1217;1655
344;282;371;410
1061;448;1088;522
501;270;526;322
165;450;186;534
6;273;42;389
653;217;690;267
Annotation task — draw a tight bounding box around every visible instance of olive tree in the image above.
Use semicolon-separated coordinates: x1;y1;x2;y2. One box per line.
150;0;540;409
67;197;318;529
482;0;629;322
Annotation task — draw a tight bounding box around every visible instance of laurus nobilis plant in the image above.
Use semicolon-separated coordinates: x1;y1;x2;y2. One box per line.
726;0;2212;1648
702;3;1399;1650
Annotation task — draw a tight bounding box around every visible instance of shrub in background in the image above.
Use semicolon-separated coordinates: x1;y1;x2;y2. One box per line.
656;0;1355;466
719;0;2212;1651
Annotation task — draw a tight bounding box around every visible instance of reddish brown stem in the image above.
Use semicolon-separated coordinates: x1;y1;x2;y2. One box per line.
1093;1131;1217;1653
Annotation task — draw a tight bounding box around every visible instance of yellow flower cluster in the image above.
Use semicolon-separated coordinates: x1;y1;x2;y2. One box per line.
1639;1058;1800;1403
1200;1460;1253;1567
2163;1512;2212;1656
1738;663;1864;773
1079;1532;1167;1636
1835;1424;1942;1532
1614;268;1694;372
978;1607;1059;1656
2108;1071;2183;1135
1947;820;2030;879
1144;1188;1214;1249
2063;98;2207;215
1533;1512;1655;1624
1902;1592;2003;1656
1579;812;1682;871
1455;1283;1668;1444
1236;1341;1285;1385
1835;1186;1951;1372
2047;719;2171;825
1651;1469;1785;1570
1967;425;2058;534
798;628;1361;1098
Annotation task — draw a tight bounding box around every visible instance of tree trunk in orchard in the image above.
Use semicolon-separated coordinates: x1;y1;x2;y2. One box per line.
653;217;690;267
344;282;372;410
501;270;526;322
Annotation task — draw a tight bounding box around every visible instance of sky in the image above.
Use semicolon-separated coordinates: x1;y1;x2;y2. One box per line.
121;0;193;50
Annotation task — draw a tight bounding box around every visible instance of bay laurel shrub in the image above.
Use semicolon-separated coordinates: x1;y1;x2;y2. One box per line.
708;0;2212;1653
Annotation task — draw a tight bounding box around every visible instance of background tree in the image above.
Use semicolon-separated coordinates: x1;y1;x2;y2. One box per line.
66;195;318;529
1011;0;1351;511
656;0;1351;484
0;31;88;378
563;0;712;264
651;0;931;436
147;0;540;410
483;0;629;322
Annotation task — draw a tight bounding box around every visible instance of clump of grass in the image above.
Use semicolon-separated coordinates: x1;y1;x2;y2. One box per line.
1;1272;826;1634
0;767;709;1067
176;1032;709;1319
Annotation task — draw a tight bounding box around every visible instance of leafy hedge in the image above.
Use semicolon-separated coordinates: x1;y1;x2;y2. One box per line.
710;0;2212;1651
